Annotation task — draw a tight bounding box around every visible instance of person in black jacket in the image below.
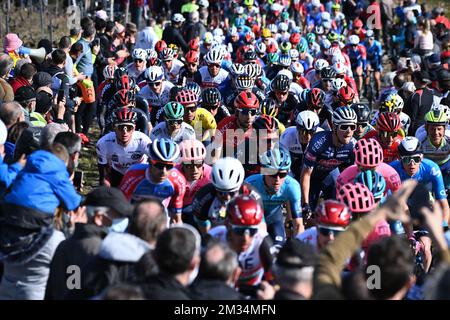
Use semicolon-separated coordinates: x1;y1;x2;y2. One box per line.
162;14;189;53
140;224;201;300
183;11;207;43
190;240;243;300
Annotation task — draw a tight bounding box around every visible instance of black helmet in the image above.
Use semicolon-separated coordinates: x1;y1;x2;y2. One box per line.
320;66;336;80
271;74;291;91
351;103;371;123
202;87;221;105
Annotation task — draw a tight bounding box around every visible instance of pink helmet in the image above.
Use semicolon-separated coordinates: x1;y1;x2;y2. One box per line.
337;183;376;214
354;138;384;168
362;220;391;250
179;139;206;163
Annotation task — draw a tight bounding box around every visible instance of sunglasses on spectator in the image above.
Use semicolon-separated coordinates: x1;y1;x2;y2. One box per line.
149;82;162;87
151;160;174;170
168;119;183;125
401;155;422;165
318;226;342;237
357;122;369;129
269;171;288;179
379;131;397;138
237;108;257;116
115;124;135;131
231;225;259;236
338;124;356;131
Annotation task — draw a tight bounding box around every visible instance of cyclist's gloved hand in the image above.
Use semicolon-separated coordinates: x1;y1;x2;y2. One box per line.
302;203;312;220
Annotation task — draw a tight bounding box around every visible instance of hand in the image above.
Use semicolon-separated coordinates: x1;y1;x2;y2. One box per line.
116;50;129;58
77;72;86;81
256;281;276;300
302;203;312;220
57;97;66;120
378;179;417;223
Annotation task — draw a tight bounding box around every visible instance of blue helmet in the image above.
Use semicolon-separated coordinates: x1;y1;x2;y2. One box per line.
354;170;386;201
259;147;291;171
148;138;180;163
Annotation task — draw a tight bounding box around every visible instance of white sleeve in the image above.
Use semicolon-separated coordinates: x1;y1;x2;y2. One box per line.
96;138;108;165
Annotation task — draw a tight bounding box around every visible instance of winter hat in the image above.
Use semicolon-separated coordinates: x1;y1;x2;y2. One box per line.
3;33;23;52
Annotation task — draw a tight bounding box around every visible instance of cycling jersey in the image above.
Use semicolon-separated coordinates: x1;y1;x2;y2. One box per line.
297;226;319;251
362;130;403;163
186;107;217;141
150;121;196;144
303;130;356;174
208;225;271;287
96;131;151;174
119;164;187;214
364;39;383;71
194;66;229;89
138;81;174;112
415;124;450;142
215;115;254;152
162;59;184;84
177;66;196;86
336;162;402;193
344;44;367;70
126;62;146;82
203;104;231;124
419;136;450;166
245;174;302;223
175;164;212;208
389;158;447;200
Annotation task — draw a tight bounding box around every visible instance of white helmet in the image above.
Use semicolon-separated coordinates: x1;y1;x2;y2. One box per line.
333;62;346;75
348;35;360;45
213;28;224;38
279;22;288;32
366;29;375;38
172;13;185;23
198;0;209;7
145;66;164;82
204;48;223;64
277;69;293;80
332;53;346;65
268;24;278;34
331;78;347;92
289;48;299;60
230;63;245;76
236;6;244;14
296;110;320;130
132;48;148;61
314;59;329;71
211;157;245;192
103;64;118;80
328;46;341;57
332;107;357;125
244;63;261;79
290;61;304;74
321;12;331;21
256;42;267;54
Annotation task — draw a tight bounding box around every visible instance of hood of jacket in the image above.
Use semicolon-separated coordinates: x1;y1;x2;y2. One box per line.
98;232;151;263
23;150;67;175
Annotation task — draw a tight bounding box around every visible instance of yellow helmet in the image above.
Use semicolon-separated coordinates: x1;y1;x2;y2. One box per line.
262;28;272;39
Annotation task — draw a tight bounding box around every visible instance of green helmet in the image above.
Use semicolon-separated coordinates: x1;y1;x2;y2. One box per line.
164;101;184;120
268;52;279;63
306;32;316;44
244;0;254;6
327;31;339;43
280;41;292;53
425;109;448;125
297;42;308;53
281;11;289;21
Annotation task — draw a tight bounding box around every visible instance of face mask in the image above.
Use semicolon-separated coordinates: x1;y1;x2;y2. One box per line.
108;217;129;233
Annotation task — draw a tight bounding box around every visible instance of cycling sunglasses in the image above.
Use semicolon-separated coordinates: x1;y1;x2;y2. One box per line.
318;226;342;237
379;131;398;138
401;155;422;165
183;162;203;169
208;63;221;68
134;59;145;63
115;124;135;131
231;225;259;236
357;122;369;129
148;82;162;87
297;126;315;135
338;124;357;131
237;108;257;116
275;90;289;96
151;160;174;170
216;189;239;198
185;106;198;112
269;171;288;179
168;119;183;125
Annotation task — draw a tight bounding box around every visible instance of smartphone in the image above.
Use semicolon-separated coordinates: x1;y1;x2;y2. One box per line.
73;171;84;190
407;183;432;225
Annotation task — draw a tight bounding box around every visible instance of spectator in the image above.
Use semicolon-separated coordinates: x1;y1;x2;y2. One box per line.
0;54;14;102
414;18;434;56
4;121;29;163
183;11;207;43
40;122;69;151
190;240;243;300
162;14;189;53
140;224;201;299
53;131;82;169
13;126;42;162
9;63;37;94
0;101;25;129
14;85;36;123
58;36;86;86
136;18;159;50
101;283;145;300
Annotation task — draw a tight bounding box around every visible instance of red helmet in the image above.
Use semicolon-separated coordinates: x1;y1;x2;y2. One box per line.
308;88;325;109
337;183;376;214
353;18;363;28
317;200;351;230
337;86;355;105
175;89;198;106
115;74;130;91
155;40;167;54
189;38;200;51
113;107;137;125
227;195;263;226
289;33;301;46
377;112;401;132
234;91;260;109
185;50;199;64
253;115;278;139
112;89;135;107
266;42;278;53
354;138;384;168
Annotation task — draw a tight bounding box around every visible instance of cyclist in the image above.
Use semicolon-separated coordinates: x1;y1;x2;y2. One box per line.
371;92;410;136
363;112;403;163
295;88;333;130
207;195;274;297
201;87;231;123
351;103;374;139
150;102;196;144
280;110;323;181
343;35;367;95
175;139;212;225
331;85;356;109
194;48;230;89
260;97;286;135
175;89;217;142
192;157;262;234
119;138;186;224
96;108;151;187
313;66;336;93
304;58;329;88
290;61;311;89
245;147;304;244
178;50;200;86
300;106;357;216
159;47;184;84
138;66;174;126
363;29;382;100
336;138;402;194
297;200;351;252
127;48;148;83
268;74;300;126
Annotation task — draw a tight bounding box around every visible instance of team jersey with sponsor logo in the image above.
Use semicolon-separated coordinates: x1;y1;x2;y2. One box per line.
150;122;196;144
194;66;229;89
96;131;151;174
